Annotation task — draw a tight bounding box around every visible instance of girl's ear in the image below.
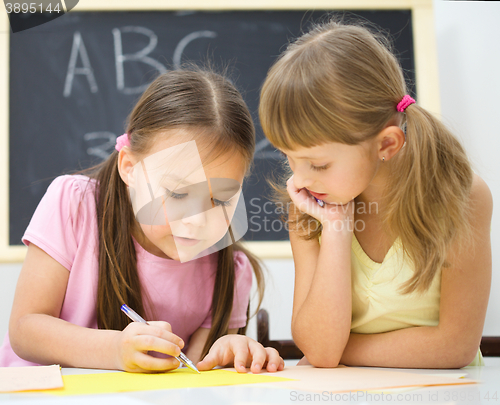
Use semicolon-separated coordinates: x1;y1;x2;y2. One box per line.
117;148;137;186
376;125;405;162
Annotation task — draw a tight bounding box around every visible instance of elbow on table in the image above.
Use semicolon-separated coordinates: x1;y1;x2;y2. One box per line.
449;345;480;369
294;336;345;368
303;352;341;368
440;336;480;369
9;314;34;361
8;318;24;359
291;324;349;368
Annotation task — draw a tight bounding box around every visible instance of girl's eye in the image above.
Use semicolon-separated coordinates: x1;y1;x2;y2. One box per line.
213;198;231;207
165;188;188;199
311;164;329;172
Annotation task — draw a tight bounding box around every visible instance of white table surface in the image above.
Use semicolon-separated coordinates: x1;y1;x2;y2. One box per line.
0;364;499;404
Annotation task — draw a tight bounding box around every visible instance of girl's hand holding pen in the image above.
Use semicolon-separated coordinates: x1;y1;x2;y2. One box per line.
286;175;355;234
113;321;184;373
196;335;284;374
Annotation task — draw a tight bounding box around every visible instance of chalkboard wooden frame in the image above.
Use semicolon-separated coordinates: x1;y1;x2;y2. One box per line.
0;0;439;262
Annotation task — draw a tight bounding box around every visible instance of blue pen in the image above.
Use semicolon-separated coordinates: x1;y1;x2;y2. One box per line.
313;196;325;207
304;188;325;207
120;304;200;373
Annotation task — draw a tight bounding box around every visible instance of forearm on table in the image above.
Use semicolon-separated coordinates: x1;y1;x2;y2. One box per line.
10;313;119;369
341;326;478;369
292;230;352;367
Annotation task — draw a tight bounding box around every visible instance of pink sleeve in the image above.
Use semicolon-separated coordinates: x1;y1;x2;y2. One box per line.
200;250;253;329
21;175;90;271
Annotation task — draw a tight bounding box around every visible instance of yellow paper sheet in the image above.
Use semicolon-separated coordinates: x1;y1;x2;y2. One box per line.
33;368;293;396
0;364;63;392
256;366;478;393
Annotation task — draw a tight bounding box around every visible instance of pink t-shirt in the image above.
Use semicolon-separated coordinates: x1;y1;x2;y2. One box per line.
0;175;252;367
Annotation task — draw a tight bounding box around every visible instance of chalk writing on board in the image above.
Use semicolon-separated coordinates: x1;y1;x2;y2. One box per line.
112;26;167;95
84;132;117;160
64;25;294;160
72;27;252;161
10;10;414;245
173;31;217;70
63;31;98;97
64;27;220;97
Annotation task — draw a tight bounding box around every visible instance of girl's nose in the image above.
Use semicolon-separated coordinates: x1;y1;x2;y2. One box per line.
292;172;313;190
181;211;207;227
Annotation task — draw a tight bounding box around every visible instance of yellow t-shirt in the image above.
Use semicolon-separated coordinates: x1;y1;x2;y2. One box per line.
350;234;483;367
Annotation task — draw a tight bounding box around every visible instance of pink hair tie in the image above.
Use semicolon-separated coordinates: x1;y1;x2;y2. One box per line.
115;133;130;151
396;95;416;112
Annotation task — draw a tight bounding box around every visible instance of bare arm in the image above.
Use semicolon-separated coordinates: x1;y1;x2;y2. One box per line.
340;175;492;368
9;243;183;371
287;177;354;367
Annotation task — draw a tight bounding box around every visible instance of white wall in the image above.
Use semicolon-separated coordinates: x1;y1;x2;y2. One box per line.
0;0;498;348
0;264;21;341
433;0;500;336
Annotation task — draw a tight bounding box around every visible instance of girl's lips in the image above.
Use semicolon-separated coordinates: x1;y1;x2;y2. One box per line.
307;190;328;200
173;236;201;247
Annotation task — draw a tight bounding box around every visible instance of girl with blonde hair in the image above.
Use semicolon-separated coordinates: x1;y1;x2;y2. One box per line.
259;19;492;368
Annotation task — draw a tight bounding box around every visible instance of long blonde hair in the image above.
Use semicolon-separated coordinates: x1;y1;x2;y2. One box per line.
259;20;473;293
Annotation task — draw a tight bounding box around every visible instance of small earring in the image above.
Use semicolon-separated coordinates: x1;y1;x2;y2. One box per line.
382;156;385;162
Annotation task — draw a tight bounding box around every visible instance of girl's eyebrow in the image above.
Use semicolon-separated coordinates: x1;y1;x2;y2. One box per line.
210;182;240;193
163;174;195;187
279;149;326;160
290;154;326;160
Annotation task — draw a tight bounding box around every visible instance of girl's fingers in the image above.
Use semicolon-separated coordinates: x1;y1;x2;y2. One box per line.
133;323;184;349
133;352;180;372
286;177;323;218
197;336;285;374
197;341;229;371
196;350;221;371
248;340;268;373
231;339;251;373
147;321;173;333
264;347;284;372
134;335;182;357
287;186;309;209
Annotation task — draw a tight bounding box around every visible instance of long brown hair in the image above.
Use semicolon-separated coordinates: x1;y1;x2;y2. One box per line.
85;67;264;358
259;19;473;293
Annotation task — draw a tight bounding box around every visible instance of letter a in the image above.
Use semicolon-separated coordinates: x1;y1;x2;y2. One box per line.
63;31;98;97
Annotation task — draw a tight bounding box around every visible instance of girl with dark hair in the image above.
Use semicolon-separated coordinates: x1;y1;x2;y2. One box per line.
1;68;284;374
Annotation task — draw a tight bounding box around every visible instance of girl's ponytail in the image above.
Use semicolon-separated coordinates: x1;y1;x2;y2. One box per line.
385;103;473;293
